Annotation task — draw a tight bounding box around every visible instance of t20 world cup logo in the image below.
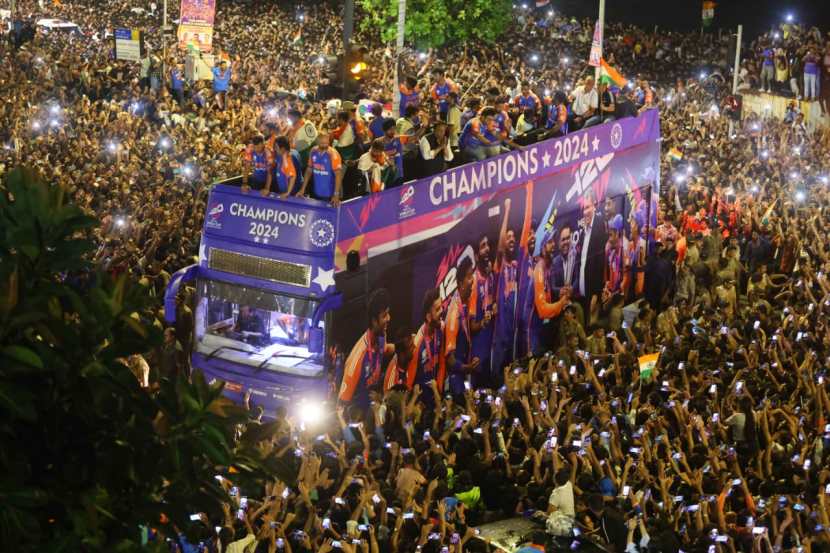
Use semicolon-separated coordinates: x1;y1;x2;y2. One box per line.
206;202;224;229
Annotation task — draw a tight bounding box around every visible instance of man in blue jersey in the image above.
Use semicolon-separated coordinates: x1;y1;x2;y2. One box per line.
513;81;541;115
386;288;445;403
368;106;385;140
445;257;479;397
272;136;302;198
299;131;343;205
170;62;185;106
492;184;534;383
459;98;481;134
430;69;458;120
494;97;514;141
470;233;495;388
545;91;570;137
212;60;231;110
759;41;775;93
381;118;404;186
399;76;421;117
459;108;501;162
516;229;537;360
242;136;272;195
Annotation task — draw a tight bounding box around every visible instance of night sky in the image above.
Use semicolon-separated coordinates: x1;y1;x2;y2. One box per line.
555;0;830;37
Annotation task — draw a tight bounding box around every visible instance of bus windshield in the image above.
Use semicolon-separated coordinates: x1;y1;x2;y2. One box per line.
194;279;324;376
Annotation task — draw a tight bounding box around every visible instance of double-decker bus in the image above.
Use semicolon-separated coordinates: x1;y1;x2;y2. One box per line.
164;110;661;416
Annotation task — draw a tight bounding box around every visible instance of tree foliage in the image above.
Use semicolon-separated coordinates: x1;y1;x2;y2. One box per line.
358;0;513;49
0;169;292;552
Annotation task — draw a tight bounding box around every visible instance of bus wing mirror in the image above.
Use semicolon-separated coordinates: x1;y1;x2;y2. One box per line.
309;328;324;353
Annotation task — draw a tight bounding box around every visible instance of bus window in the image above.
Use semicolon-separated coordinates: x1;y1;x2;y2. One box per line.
194;279;324;376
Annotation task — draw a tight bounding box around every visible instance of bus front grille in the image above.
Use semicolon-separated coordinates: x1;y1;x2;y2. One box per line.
208;248;311;288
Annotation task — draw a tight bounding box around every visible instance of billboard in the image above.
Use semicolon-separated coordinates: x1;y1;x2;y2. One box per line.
180;0;216;25
333;111;661;392
114;28;144;62
178;0;215;52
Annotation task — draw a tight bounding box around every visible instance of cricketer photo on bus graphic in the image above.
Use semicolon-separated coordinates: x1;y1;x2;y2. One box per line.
336;139;660;402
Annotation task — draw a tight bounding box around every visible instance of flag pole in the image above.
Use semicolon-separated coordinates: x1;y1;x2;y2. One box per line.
594;0;605;83
392;0;406;118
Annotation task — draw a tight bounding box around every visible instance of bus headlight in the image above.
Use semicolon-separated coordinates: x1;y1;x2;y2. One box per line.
298;400;324;426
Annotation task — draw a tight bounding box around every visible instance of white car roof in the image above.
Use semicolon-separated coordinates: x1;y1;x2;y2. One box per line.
36;18;80;29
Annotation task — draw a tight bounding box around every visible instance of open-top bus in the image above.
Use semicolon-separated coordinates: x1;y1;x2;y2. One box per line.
164;110;661;416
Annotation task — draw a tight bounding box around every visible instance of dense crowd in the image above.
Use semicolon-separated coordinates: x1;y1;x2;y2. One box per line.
0;0;743;283
4;1;830;552
740;22;830;110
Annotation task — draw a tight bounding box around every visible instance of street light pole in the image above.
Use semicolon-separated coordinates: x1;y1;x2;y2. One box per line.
162;0;168;74
728;25;742;138
594;0;606;83
392;0;406;118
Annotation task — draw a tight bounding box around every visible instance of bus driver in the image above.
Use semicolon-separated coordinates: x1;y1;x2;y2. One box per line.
235;305;266;346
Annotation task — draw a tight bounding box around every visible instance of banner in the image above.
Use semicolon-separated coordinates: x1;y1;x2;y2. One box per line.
332;111;662;374
702;1;715;27
114;28;143;62
180;0;216;25
178;0;216;52
201;188;338;294
588;19;603;68
204;189;336;254
178;23;214;52
337;109;661;248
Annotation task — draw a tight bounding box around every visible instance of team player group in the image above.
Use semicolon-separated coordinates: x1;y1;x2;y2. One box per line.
243;130;344;204
239;67;611;201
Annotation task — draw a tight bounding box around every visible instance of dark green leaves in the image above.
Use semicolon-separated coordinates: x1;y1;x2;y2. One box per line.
0;169;292;551
358;0;513;48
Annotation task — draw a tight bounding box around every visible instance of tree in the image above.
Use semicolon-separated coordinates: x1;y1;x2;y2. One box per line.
358;0;513;49
0;168;293;551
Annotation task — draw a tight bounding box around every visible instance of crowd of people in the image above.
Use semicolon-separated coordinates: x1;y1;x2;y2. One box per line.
740;22;830;110
4;1;830;552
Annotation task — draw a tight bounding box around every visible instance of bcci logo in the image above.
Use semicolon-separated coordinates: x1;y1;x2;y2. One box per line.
309;219;335;248
398;185;416;219
610;123;623;150
206;202;224;229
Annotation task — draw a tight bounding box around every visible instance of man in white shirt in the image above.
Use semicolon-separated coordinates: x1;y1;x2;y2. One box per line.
546;469;575;536
417;121;454;178
569;77;598;130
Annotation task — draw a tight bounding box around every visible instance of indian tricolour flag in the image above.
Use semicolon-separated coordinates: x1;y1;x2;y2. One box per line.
638;352;660;381
536;0;550;7
702;1;716;27
599;58;627;88
668;147;683;162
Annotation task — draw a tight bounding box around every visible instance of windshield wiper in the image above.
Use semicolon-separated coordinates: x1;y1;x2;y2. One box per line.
206;345;253;361
256;351;310;372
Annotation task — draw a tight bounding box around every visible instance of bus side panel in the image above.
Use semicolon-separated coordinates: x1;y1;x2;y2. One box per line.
334;141;660;383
